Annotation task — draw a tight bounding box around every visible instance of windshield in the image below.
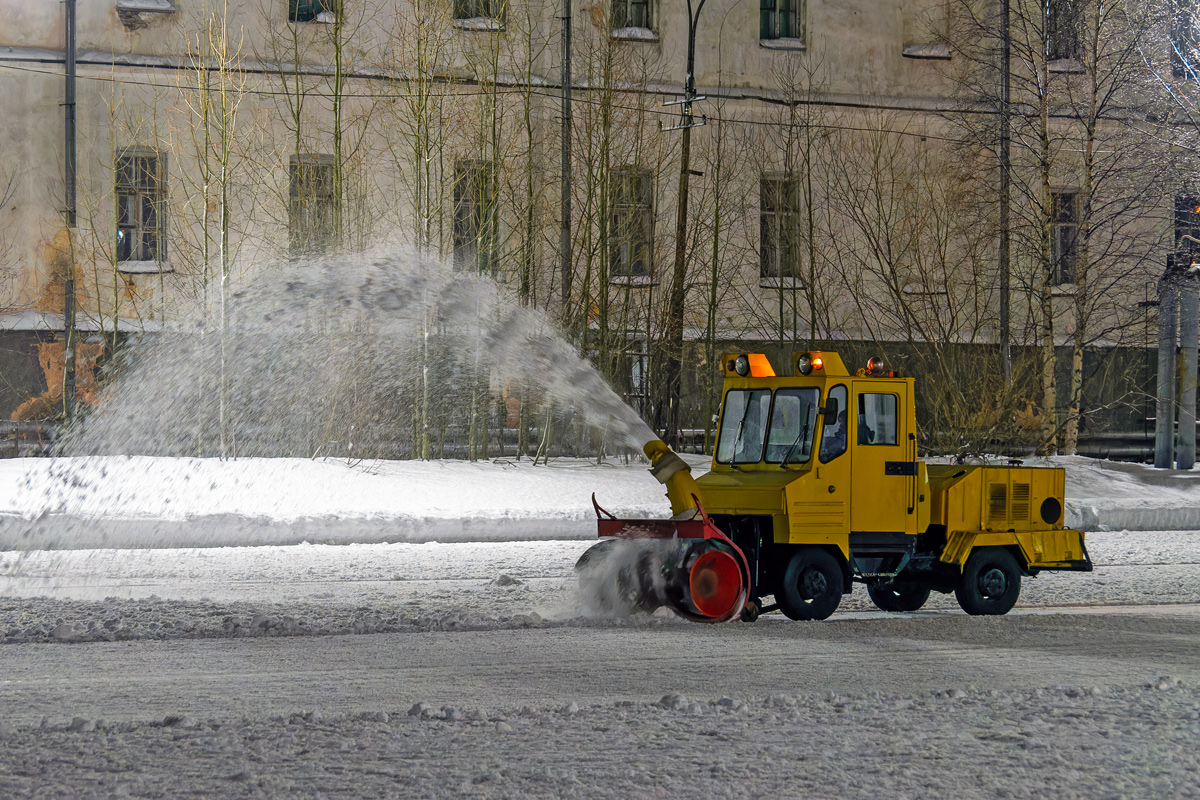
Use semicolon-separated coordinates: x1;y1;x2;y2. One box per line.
716;389;771;464
765;387;820;465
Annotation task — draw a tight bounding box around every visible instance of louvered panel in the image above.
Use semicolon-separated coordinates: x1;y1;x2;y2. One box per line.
988;482;1008;525
1011;483;1031;522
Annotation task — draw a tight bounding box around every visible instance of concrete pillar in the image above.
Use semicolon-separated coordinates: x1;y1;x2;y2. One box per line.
1155;281;1178;469
1179;279;1199;470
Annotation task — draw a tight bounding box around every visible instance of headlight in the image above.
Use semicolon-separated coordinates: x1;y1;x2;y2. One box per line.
732;354;751;376
796;351;823;375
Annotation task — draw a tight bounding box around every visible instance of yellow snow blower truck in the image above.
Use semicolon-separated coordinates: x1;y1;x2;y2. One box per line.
581;351;1092;622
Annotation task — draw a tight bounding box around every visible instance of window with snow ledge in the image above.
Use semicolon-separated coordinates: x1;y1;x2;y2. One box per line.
290;0;336;24
1048;58;1086;74
611;27;657;42
760;0;804;48
117;0;177;11
610;274;658;287
115;149;169;272
759;38;805;51
611;0;655;40
117;260;173;275
759;276;803;289
902;43;950;60
454;0;505;29
902;2;951;61
116;0;176;29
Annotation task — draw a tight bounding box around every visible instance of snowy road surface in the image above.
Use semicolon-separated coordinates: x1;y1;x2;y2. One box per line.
2;529;1200;798
1;612;1198;799
1;455;1198;797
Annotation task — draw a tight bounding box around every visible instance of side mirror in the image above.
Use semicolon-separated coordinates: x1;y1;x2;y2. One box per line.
823;397;839;426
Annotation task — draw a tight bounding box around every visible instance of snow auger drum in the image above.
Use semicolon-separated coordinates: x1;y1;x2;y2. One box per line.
578;500;750;622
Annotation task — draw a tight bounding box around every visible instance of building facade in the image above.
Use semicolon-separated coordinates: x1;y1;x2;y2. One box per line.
0;0;1192;454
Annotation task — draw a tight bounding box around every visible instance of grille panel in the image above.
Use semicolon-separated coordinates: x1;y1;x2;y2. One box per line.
988;483;1007;525
1012;483;1031;522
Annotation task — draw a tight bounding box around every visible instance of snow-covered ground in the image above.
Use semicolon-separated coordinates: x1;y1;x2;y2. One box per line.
1;453;1198;798
1;452;1198;550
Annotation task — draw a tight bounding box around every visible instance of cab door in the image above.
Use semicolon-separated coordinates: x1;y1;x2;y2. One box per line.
849;380;913;534
785;384;852;543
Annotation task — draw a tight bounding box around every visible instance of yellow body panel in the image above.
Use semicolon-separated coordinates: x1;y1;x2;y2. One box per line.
940;528;1088;569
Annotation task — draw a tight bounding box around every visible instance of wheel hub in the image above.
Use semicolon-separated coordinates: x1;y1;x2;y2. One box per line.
801;568;828;601
979;567;1007;597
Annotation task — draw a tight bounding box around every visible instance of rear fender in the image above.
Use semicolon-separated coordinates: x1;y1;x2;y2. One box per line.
939;531;1030;574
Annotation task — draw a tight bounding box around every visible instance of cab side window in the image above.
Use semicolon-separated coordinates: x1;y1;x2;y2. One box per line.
819;385;848;462
857;393;898;445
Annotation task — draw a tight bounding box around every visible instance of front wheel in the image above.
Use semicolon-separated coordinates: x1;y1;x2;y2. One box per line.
778;548;843;621
868;581;931;612
955;547;1022;616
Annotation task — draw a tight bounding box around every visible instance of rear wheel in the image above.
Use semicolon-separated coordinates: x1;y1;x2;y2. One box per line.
955;547;1022;616
868;581;931;612
778;548;843;621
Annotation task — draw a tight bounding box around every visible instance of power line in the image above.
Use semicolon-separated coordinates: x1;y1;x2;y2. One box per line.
0;53;1117;144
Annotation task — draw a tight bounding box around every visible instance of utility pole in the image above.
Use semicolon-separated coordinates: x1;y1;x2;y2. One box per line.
1155;274;1178;469
999;0;1012;387
1156;242;1200;470
559;0;573;310
662;0;707;446
63;0;78;419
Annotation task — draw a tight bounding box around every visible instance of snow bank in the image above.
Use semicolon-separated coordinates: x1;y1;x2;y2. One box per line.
1056;456;1200;531
0;452;1195;550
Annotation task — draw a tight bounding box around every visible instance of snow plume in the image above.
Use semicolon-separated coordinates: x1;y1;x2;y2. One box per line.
59;249;655;459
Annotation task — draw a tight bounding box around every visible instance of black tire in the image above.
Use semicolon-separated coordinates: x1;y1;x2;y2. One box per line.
777;548;843;621
955;547;1022;616
868;581;931;612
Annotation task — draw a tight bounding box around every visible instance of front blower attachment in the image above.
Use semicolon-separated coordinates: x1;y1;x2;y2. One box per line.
579;495;750;623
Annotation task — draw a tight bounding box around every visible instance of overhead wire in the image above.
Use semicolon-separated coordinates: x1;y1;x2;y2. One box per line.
0;54;974;143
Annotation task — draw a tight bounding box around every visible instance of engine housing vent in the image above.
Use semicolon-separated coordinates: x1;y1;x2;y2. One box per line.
1011;483;1031;522
988;483;1007;525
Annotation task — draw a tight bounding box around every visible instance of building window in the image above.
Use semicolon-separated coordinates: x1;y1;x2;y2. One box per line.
289;154;335;256
620;338;649;415
1047;0;1083;61
454;0;504;21
116;152;165;265
1173;0;1200;80
1051;191;1080;285
760;176;802;285
760;0;802;41
612;0;652;32
453;160;495;273
290;0;335;23
902;0;950;59
610;168;653;279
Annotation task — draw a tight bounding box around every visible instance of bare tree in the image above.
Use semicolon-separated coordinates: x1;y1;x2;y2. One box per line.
947;0;1171;453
